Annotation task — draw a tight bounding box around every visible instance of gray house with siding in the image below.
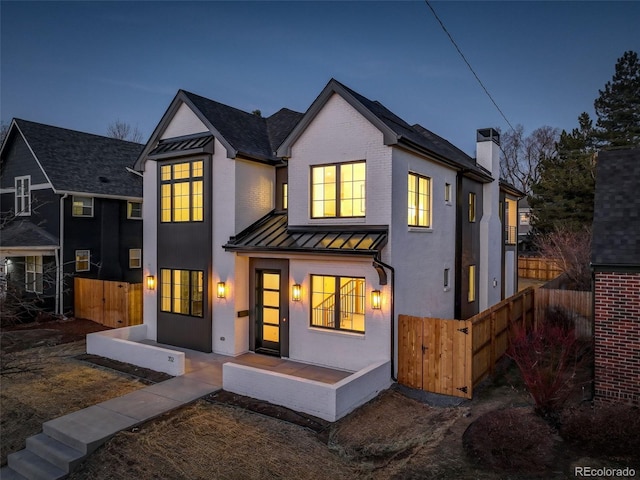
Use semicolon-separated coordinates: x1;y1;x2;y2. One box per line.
0;119;144;317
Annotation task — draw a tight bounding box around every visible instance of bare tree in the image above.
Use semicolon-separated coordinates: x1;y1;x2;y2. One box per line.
500;125;560;195
0;120;10;145
535;226;592;291
107;120;144;143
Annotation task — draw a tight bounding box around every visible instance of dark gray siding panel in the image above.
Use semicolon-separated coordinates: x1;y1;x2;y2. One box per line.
156;156;213;352
0;132;48;188
457;177;483;320
120;200;143;283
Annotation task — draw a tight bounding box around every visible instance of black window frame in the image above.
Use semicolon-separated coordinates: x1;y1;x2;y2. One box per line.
159;159;205;223
160;268;204;318
310;160;366;219
309;274;366;333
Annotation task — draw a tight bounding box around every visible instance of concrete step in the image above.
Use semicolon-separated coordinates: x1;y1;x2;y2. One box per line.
7;449;66;480
26;434;84;474
0;465;29;480
43;405;135;455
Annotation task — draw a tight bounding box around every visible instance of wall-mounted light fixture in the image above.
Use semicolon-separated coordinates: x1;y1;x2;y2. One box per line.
371;290;381;309
292;284;301;301
146;275;156;290
217;281;226;298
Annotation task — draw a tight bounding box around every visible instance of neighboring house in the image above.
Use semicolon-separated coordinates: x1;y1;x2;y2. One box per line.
0;119;144;316
518;197;532;249
591;148;640;406
89;79;521;420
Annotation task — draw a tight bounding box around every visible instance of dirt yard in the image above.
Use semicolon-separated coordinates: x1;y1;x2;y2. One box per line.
2;319;638;479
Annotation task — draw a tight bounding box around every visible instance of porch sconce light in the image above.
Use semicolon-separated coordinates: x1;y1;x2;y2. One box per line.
217;282;226;298
146;275;156;290
371;290;382;309
292;284;301;301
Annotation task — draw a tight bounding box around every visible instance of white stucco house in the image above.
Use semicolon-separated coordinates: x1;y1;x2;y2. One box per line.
88;79;520;421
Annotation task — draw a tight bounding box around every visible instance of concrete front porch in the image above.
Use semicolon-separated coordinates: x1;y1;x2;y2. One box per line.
87;325;392;422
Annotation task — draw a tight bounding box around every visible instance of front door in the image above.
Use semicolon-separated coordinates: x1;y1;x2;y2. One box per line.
249;258;289;357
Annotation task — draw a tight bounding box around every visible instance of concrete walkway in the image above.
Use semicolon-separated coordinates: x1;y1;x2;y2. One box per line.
1;355;223;480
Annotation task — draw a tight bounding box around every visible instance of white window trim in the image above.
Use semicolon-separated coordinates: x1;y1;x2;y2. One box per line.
75;250;90;272
15;175;31;216
127;201;143;220
408;171;433;228
25;255;43;293
129;248;142;269
72;196;94;217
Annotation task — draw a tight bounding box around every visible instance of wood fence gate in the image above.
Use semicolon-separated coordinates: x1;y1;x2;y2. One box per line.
74;278;142;328
398;316;473;399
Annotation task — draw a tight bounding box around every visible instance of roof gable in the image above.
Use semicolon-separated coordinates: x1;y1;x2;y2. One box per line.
591;148;640;268
276;79;492;181
136;91;302;169
11;119;143;198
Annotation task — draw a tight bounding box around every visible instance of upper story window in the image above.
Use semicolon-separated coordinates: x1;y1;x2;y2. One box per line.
160;160;204;223
283;183;288;210
72;196;94;217
15;176;31;216
310;275;365;333
127;201;142;219
311;161;365;218
505;198;518;244
468;192;476;222
519;212;530;225
408;172;432;227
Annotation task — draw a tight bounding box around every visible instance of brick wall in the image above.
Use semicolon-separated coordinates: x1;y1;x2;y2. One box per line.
594;271;640;405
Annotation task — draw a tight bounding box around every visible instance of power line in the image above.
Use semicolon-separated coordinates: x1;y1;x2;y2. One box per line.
424;0;516;133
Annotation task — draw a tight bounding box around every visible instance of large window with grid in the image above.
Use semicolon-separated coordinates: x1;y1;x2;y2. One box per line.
160;160;204;223
25;256;43;293
311;161;365;218
310;275;365;333
408;172;432;227
160;268;204;317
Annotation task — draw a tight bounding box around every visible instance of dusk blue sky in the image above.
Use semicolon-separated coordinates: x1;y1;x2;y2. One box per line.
1;1;638;156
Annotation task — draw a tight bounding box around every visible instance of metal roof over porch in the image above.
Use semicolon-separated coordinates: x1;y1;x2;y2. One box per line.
224;212;388;256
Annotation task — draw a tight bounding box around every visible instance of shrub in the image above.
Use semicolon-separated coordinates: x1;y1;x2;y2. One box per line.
507;318;587;419
463;407;555;472
560;404;640;458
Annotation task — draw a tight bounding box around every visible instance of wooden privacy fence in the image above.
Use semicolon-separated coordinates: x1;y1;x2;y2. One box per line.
518;256;563;281
535;286;593;338
398;287;536;399
74;278;142;328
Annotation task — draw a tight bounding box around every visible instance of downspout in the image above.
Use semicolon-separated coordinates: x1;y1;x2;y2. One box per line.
58;193;68;316
373;255;396;381
454;170;465;319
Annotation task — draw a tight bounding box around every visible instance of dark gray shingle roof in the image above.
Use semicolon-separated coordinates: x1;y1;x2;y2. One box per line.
0;220;59;248
182;91;303;161
591;148;640;268
333;80;489;178
14;119;143;198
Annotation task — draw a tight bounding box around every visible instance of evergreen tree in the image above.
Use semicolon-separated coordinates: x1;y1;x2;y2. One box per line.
530;113;596;233
594;50;640;148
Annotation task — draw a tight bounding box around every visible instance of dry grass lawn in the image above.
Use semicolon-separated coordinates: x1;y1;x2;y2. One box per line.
1;340;148;465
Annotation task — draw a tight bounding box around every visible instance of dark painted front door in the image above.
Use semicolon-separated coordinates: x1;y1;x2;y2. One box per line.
250;258;289;357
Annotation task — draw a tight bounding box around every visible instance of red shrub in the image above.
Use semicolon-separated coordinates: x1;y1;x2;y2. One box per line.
507;320;585;418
